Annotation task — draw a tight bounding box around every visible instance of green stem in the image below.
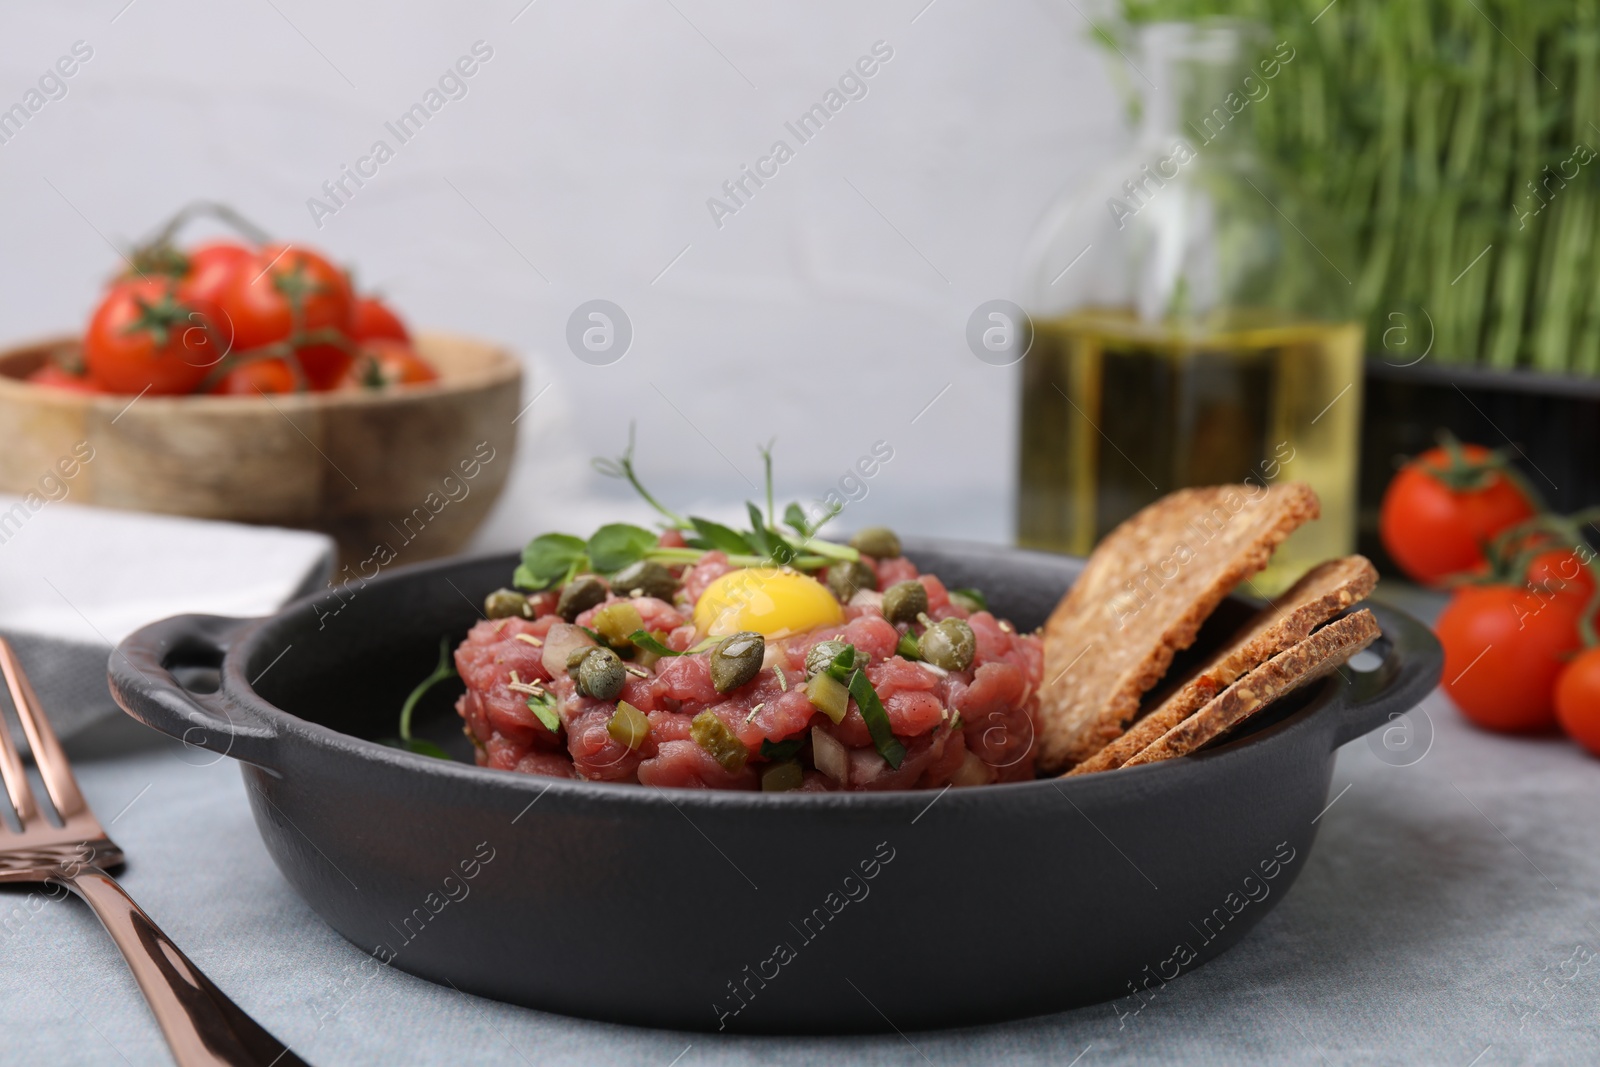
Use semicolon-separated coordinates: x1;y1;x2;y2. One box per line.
759;439;776;527
595;424;691;529
148;200;273;248
400;637;456;742
642;547;831;571
783;535;858;562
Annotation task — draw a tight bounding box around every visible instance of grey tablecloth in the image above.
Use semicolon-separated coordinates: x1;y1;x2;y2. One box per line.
4;629;1600;1065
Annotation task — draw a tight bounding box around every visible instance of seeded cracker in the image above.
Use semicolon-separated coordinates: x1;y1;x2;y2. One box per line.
1036;482;1320;772
1119;609;1381;768
1068;555;1377;776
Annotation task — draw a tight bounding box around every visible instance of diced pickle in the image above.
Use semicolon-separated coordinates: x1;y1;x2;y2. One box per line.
806;672;849;724
761;760;804;792
593;601;644;645
606;701;650;750
690;710;748;772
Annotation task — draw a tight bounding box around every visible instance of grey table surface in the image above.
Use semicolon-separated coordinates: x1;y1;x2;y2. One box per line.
4;617;1600;1065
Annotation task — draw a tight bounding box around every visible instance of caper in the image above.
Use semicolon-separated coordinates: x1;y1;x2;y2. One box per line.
572;646;626;701
849;526;902;560
484;588;529;619
609;559;679;601
566;646;594;673
881;580;928;625
556;575;608;621
919;618;976;672
709;631;764;693
805;639;851;679
826;560;877;603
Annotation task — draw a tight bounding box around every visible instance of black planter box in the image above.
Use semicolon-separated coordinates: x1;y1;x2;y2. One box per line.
1358;359;1600;573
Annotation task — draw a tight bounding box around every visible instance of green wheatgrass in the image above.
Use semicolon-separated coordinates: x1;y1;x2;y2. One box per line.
1105;0;1599;374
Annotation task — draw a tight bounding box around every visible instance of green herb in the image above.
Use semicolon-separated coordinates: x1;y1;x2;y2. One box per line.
526;692;561;733
625;630;718;657
896;632;922;660
783;502;811;536
758;438;777;527
760;737;805;761
626;630;679;657
825;643;856;684
523;435;859;598
592;424;689;528
395;636;458;760
847;669;905;769
746;501;788;564
689;515;756;556
515;533;588;591
949;587;989;612
586;523;659;573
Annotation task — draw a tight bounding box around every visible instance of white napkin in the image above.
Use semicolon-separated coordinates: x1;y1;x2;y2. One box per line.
0;495;335;736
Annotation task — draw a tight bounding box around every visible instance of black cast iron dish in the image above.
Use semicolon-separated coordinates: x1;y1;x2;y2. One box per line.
109;541;1441;1034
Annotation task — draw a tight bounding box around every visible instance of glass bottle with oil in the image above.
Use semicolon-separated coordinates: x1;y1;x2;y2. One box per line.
1018;21;1362;593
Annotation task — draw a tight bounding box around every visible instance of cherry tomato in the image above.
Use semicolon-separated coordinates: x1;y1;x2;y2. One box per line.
1436;583;1582;732
351;296;410;343
83;278;223;395
1555;648;1600;757
217;243;354;389
1380;445;1538;585
345;339;438;389
1525;548;1598;604
208;357;299;396
183;241;255;306
27;363;101;393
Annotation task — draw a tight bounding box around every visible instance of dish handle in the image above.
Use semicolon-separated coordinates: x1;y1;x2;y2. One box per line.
108;614;282;773
1331;601;1444;749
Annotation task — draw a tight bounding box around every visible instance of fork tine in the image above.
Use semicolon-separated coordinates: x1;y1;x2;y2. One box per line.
0;637;85;821
0;642;38;827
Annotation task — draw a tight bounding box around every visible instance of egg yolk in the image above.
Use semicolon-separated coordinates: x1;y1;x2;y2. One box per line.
693;568;844;638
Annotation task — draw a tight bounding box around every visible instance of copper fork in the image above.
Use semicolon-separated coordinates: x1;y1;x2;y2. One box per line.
0;638;308;1066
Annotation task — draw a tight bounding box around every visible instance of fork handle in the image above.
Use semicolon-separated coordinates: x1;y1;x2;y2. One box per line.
59;866;309;1067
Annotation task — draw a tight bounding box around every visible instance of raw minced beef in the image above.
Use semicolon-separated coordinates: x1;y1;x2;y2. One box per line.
455;555;1042;791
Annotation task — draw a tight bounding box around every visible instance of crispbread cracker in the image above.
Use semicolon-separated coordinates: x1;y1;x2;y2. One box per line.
1067;555;1377;776
1119;609;1381;769
1036;482;1320;772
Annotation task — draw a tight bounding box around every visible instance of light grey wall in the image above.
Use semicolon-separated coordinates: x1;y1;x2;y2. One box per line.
0;1;1125;550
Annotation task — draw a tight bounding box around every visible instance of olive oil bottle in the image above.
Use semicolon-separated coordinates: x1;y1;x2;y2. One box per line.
1017;310;1363;593
1017;21;1363;594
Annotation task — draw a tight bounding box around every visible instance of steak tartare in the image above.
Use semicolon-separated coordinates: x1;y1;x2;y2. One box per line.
453;538;1043;792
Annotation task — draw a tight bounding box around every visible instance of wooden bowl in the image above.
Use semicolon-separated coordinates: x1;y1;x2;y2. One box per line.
0;332;521;565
